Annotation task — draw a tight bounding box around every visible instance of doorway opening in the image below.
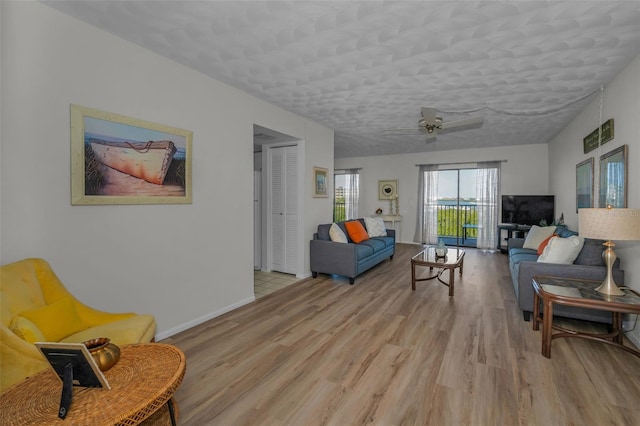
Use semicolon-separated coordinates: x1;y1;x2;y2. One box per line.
253;125;303;298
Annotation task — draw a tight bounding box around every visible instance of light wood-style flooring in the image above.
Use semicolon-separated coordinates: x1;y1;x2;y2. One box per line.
163;244;640;425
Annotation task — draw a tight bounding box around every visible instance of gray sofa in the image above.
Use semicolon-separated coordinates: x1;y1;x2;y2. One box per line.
509;225;623;323
310;219;395;284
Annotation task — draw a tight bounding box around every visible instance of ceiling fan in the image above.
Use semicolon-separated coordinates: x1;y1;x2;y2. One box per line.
385;107;484;141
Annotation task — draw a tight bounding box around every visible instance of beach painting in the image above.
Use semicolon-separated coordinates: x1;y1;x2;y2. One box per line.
71;104;192;205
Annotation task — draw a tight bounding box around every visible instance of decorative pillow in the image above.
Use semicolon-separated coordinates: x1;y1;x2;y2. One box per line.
538;235;585;264
573;238;606;266
329;223;348;243
344;220;370;244
9;316;46;343
19;296;89;341
537;233;557;255
523;225;556;250
555;225;578;238
364;217;387;237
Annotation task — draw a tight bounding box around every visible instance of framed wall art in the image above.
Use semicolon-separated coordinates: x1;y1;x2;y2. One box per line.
313;166;328;198
583;118;614;154
70;104;192;205
576;158;593;212
378;179;398;200
598;144;627;208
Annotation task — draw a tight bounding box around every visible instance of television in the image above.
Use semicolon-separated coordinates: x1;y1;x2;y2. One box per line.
501;195;555;226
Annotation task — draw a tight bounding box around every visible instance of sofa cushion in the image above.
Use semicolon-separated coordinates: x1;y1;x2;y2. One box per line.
19;296;89;341
509;247;537;256
574;238;606;266
329;223;348;243
372;236;395;248
345;220;370;244
523;225;556;250
364;217;387;237
354;243;374;260
510;252;539;265
359;238;386;253
538;236;584;264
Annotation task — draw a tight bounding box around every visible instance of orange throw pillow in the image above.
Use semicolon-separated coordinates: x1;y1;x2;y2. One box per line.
345;220;370;244
538;234;557;255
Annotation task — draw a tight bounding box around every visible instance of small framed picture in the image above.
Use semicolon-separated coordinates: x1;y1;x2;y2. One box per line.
378;180;398;200
313;167;328;198
576;158;593;212
35;342;110;389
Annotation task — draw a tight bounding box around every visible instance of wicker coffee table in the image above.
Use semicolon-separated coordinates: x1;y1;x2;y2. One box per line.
0;343;185;425
411;247;465;296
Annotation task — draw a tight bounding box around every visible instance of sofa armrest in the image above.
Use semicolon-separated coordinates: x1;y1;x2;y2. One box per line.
385;229;395;239
508;238;525;250
310;239;358;278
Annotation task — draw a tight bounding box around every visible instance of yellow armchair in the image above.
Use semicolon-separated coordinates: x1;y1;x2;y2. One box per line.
1;258;156;392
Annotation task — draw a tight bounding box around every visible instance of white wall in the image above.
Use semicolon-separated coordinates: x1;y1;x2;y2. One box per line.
0;2;334;339
336;144;549;243
549;54;640;346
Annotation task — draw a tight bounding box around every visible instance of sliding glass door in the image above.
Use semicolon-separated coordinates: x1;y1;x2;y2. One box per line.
437;169;478;247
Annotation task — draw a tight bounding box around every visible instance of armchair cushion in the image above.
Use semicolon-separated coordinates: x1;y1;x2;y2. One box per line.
8;316;46;343
19;296;88;341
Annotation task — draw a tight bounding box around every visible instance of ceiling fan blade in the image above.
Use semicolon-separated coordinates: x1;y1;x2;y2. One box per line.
440;116;484;130
384;127;427;135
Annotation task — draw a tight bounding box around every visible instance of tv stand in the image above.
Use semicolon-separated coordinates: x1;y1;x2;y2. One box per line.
497;224;531;253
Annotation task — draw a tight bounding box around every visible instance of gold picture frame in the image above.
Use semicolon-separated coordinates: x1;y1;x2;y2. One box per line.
378;179;398;200
313;166;328;198
70;104;192;205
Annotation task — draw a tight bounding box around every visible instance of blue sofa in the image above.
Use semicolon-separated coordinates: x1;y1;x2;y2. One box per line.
508;226;623;323
310;219;395;284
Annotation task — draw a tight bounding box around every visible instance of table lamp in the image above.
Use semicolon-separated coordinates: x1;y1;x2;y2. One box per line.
578;207;640;296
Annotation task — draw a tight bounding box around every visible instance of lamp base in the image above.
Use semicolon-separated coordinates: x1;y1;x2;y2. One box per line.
595;241;625;297
595;281;625;296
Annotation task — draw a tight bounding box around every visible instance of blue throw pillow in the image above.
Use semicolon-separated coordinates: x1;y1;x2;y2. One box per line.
555;225;578;238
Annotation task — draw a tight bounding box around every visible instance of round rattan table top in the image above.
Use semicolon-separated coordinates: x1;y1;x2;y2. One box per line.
0;343;186;426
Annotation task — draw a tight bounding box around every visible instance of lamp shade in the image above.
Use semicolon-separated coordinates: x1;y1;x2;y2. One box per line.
578;208;640;241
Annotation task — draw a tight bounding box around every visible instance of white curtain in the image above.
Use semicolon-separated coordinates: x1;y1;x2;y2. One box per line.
345;170;359;220
414;165;439;245
476;161;500;250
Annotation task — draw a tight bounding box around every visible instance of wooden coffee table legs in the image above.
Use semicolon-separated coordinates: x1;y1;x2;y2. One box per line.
411;260;464;296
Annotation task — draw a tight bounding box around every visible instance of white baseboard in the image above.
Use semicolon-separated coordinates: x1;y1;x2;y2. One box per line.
155;295;256;341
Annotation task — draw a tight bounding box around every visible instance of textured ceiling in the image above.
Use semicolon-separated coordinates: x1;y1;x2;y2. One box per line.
44;1;640;158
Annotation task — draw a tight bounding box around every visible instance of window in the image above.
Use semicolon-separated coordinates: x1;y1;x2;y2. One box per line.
334;170;360;221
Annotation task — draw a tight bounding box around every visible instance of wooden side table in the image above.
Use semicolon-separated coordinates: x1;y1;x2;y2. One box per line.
532;276;640;359
0;343;186;425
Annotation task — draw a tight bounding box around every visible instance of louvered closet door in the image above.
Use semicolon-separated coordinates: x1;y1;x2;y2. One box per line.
270;146;298;274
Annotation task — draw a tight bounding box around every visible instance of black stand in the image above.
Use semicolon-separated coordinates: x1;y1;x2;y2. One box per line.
59;363;73;419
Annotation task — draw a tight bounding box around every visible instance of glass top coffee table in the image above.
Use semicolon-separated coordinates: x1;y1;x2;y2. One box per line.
532;276;640;358
411;247;465;296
